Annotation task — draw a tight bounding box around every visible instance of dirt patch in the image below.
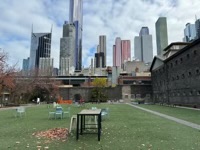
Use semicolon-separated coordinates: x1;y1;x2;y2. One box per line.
32;128;69;140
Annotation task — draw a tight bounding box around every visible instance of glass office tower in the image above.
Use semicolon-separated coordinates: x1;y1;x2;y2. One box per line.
29;33;51;70
69;0;83;71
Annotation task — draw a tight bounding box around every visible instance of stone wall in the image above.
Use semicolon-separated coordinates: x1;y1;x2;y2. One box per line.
59;85;152;102
152;39;200;106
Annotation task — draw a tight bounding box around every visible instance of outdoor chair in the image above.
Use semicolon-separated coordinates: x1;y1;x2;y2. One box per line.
69;115;77;133
55;106;63;119
101;108;109;120
15;107;26;118
63;107;70;118
48;111;55;119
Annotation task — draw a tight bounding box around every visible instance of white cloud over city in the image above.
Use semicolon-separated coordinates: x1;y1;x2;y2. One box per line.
0;0;200;69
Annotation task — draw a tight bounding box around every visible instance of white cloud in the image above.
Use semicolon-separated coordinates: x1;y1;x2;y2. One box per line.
0;0;200;69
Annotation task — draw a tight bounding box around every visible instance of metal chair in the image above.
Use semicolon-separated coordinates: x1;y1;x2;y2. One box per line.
63;107;70;118
101;108;109;120
15;107;26;118
55;106;63;119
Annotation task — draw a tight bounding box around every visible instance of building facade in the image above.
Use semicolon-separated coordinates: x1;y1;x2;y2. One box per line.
155;17;168;56
39;58;54;76
29;32;52;71
99;35;106;67
139;27;149;36
95;52;104;68
60;22;76;75
113;45;116;66
69;0;83;71
134;27;153;63
195;19;200;39
121;40;131;69
150;39;200;106
115;37;122;67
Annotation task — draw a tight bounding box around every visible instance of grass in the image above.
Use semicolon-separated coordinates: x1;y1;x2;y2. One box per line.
0;103;200;150
139;104;200;125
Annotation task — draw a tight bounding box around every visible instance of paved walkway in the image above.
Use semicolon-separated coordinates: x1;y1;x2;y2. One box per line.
0;104;38;111
127;103;200;130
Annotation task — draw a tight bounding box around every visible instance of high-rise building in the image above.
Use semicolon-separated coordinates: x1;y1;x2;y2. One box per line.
155;17;168;55
22;58;29;71
22;57;29;76
113;45;116;66
60;22;76;75
99;35;106;67
69;0;83;71
134;27;153;63
95;52;104;68
39;58;54;76
183;23;196;42
115;37;122;67
29;32;52;71
121;40;131;65
195;19;200;39
139;27;149;36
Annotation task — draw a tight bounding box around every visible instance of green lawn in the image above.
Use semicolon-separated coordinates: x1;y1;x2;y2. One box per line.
1;104;200;150
139;104;200;125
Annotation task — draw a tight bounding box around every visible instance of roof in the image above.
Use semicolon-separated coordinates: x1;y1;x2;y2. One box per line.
150;55;164;71
164;38;200;62
163;42;189;51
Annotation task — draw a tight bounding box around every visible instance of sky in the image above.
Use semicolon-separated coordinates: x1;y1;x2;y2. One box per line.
0;0;200;69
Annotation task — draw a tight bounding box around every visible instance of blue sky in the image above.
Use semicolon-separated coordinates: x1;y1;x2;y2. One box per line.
0;0;200;69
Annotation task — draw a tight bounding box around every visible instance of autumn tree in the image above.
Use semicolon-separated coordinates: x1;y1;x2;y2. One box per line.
0;51;16;107
91;78;108;103
11;72;61;104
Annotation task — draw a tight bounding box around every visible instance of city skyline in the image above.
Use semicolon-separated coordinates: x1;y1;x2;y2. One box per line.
0;0;200;69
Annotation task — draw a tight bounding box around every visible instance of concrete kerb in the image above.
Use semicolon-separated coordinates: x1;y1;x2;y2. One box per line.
127;103;200;130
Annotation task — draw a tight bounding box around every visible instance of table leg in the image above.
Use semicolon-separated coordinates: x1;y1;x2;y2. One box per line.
83;115;85;130
76;114;79;140
80;115;83;135
98;114;101;141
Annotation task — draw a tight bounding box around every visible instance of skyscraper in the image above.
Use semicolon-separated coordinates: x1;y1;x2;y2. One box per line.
39;58;54;76
113;45;116;66
99;35;106;67
29;32;52;70
60;22;76;75
139;27;149;36
155;17;168;55
121;40;131;65
183;23;196;42
195;19;200;39
115;37;122;67
134;27;153;63
69;0;83;71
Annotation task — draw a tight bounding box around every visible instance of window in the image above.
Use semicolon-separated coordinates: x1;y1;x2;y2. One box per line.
194;50;197;55
177;76;179;80
187;54;190;59
183;92;186;96
197;91;200;95
175;60;178;65
188;72;192;77
182;74;185;79
189;91;193;95
171;63;173;68
196;69;199;75
180;58;183;63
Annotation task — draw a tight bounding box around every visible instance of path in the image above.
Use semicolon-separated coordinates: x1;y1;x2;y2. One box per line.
127;103;200;130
